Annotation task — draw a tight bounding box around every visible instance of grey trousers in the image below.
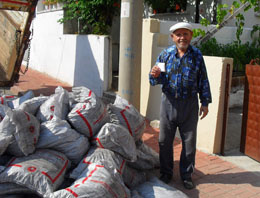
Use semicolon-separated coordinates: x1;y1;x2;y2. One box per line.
159;93;199;180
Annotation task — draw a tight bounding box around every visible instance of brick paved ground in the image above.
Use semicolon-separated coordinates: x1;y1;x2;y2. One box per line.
142;121;260;198
10;66;260;198
10;66;72;96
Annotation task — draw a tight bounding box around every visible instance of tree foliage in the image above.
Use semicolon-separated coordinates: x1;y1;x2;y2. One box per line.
193;0;260;44
198;38;260;74
57;0;259;38
58;0;120;35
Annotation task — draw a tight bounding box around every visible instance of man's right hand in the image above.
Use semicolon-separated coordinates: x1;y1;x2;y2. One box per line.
150;65;161;78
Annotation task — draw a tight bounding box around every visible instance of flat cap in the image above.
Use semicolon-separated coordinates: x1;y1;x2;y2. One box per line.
169;22;193;33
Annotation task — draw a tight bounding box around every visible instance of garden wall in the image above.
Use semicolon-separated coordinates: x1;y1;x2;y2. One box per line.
27;10;112;97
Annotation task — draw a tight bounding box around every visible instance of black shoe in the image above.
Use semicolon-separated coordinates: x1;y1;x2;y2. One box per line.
159;174;172;184
183;178;194;189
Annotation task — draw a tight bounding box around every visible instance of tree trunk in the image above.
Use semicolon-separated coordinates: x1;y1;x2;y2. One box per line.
195;0;201;23
212;0;219;24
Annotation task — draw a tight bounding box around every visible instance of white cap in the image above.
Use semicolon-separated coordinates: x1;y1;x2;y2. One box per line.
169;22;193;33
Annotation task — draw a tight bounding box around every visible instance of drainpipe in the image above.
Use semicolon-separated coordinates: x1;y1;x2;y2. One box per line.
118;0;144;111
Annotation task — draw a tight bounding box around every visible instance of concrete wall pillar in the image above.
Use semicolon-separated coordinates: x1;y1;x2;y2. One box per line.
118;0;143;110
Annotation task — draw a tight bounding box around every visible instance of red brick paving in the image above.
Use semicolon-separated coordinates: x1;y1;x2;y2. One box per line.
142;120;260;198
10;66;260;198
10;66;72;96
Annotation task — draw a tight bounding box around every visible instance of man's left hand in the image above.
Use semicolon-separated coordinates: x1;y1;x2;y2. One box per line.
199;106;208;120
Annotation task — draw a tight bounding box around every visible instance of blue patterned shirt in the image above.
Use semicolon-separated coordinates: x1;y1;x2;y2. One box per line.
149;45;212;106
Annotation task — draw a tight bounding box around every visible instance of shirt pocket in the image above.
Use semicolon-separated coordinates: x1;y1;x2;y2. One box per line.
182;66;197;87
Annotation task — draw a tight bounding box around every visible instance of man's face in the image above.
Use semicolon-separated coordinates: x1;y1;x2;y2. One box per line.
171;28;193;51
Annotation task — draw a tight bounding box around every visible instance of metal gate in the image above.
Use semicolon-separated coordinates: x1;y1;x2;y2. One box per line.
241;60;260;162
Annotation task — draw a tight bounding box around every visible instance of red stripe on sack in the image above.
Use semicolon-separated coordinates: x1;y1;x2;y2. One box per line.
88;90;92;97
82;167;97;184
82;150;91;164
74;184;80;188
6;158;16;166
120;106;133;136
5;96;14;99
76;108;93;137
8;159;22;168
42;159;68;183
29;126;35;133
54;153;65;161
93;108;106;125
0;97;3;104
90;180;118;198
91;138;104;148
50;105;55;111
82;164;104;184
65;188;78;197
83;159;92;165
9;164;22;167
8;158;22;168
117;160;125;175
24;112;30;121
134;120;146;133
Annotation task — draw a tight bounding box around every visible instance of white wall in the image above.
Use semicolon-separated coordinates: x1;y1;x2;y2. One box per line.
158;20;256;45
29;10;112;97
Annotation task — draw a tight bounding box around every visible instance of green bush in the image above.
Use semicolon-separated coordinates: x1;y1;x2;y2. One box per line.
58;0;120;35
198;38;260;76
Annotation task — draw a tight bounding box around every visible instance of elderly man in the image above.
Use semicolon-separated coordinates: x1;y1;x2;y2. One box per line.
149;22;212;189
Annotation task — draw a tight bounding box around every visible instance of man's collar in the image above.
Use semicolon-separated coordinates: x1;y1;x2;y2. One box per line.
173;45;193;56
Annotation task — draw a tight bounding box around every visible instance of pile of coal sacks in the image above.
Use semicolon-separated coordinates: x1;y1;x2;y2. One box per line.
0;86;188;198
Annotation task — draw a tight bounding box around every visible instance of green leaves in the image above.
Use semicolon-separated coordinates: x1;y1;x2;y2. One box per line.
198;38;260;75
233;1;240;8
200;18;210;27
192;18;209;38
195;0;258;45
58;0;120;35
235;13;245;44
235;13;245;20
193;28;206;38
251;24;260;47
217;4;228;24
230;1;240;14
